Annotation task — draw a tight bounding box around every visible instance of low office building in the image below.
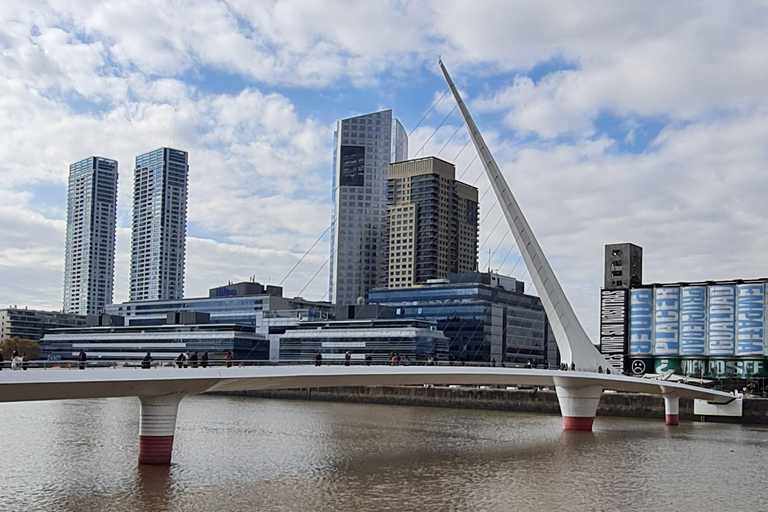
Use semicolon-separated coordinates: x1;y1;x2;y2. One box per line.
104;281;333;361
105;281;333;327
0;307;87;342
369;272;556;366
279;316;448;363
39;312;268;362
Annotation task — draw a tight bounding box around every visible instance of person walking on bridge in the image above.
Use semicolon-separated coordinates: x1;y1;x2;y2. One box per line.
225;351;233;368
11;350;21;371
344;351;351;366
315;352;322;366
190;351;199;368
176;353;184;368
78;349;86;370
142;352;152;369
201;352;209;368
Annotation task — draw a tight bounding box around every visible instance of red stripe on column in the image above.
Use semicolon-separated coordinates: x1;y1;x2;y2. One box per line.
665;414;679;426
139;435;175;465
563;416;595;431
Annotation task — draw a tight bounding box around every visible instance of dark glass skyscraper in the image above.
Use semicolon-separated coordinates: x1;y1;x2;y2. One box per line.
63;156;118;315
329;109;408;305
130;148;188;301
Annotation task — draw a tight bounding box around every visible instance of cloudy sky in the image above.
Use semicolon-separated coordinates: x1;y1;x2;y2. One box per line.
2;1;767;340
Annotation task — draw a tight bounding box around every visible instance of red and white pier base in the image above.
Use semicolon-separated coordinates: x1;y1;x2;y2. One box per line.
661;388;680;426
138;394;185;465
554;377;603;431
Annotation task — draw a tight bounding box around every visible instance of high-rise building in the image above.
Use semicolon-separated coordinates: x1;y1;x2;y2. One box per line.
63;156;118;314
329;109;408;305
380;156;478;288
130;148;188;302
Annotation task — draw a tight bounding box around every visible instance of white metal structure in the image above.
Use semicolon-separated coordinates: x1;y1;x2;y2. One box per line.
439;60;608;372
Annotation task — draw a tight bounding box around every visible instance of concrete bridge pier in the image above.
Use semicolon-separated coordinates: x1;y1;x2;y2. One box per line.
661;388;680;426
138;393;185;465
554;378;603;431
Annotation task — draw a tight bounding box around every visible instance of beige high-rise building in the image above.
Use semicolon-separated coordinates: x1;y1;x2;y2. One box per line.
380;157;478;288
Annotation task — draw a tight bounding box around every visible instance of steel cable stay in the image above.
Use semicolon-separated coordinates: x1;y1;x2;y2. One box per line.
278;225;331;287
415;104;458;157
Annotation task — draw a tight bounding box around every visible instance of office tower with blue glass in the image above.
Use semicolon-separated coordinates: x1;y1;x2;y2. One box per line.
130;148;189;302
329;109;408;305
63;156;119;315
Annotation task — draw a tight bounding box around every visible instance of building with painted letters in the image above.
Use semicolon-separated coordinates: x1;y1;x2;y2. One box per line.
599;242;768;382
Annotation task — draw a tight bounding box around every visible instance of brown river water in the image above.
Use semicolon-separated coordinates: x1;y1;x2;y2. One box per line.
0;395;765;511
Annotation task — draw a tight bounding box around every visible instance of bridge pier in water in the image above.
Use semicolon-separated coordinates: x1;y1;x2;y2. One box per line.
138;394;185;465
661;388;680;426
554;378;603;431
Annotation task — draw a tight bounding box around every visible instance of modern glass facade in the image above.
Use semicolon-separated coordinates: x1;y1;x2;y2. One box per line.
0;308;87;342
329;110;408;305
130;148;188;301
369;273;554;365
63;157;118;315
39;323;268;361
106;286;334;328
279;318;448;363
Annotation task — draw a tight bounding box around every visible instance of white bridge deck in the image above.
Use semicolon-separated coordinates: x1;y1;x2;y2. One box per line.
0;365;735;404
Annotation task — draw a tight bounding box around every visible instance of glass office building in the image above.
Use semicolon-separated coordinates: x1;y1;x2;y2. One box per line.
369;272;556;365
0;308;87;342
130;148;188;301
63;156;118;315
40;322;268;362
329;110;408;306
279;318;448;363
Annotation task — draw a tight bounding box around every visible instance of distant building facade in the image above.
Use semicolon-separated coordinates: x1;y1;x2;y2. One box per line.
130;148;189;302
105;281;334;360
40;312;268;362
0;308;87;342
379;156;478;289
329;109;408;306
63;156;118;315
599;243;768;382
279;317;448;363
369;272;556;366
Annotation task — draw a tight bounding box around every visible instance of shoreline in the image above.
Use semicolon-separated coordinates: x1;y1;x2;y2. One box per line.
210;385;768;424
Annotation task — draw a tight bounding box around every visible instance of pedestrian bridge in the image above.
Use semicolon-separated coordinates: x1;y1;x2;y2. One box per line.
0;364;737;464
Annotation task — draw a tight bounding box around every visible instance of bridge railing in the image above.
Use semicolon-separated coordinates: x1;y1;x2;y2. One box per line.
1;358;536;371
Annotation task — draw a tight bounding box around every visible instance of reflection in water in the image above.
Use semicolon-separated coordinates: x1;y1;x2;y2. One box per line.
0;395;766;511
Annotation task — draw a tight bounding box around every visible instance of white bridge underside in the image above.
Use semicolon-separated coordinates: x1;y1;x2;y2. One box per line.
0;366;733;404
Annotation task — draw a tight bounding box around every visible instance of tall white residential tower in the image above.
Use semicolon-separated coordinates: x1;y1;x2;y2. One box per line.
130;148;188;302
329;109;408;305
63;157;118;315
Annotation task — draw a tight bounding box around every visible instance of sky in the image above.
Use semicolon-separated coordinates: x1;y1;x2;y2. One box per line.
1;1;768;341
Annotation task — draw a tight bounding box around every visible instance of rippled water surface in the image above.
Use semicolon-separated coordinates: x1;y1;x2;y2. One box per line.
0;395;766;511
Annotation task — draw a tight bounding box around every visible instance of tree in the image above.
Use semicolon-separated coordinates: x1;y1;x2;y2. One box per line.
1;337;39;360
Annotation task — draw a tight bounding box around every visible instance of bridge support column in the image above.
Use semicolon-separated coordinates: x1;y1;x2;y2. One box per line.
554;378;602;431
138;394;184;465
661;388;680;426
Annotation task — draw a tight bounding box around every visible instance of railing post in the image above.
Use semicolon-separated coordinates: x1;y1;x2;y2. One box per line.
138;394;185;465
